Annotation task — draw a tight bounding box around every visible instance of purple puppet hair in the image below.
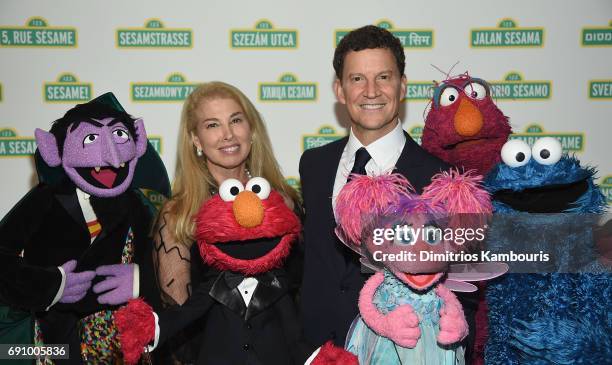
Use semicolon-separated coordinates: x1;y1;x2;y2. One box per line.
335;173;414;246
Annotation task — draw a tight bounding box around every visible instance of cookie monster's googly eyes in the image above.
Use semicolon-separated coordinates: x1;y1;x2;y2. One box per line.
440;87;460;106
532;137;562;165
501;139;531;167
219;178;244;201
464;82;487;100
246;177;271;200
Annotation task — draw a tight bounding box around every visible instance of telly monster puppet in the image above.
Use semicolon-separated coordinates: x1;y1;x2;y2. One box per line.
0;94;161;364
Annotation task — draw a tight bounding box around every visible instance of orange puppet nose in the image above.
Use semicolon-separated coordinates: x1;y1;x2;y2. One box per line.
233;191;264;228
454;98;483;137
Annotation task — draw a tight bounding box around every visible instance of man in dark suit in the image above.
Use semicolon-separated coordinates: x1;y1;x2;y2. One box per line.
299;25;452;348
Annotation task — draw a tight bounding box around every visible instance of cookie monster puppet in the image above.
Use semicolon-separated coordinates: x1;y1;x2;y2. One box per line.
115;177;356;365
0;93;168;364
484;137;610;364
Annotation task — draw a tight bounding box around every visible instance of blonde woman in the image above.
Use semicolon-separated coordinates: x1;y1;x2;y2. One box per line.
154;81;301;307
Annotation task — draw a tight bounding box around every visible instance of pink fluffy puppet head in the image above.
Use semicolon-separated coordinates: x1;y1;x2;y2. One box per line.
421;73;512;176
336;170;491;291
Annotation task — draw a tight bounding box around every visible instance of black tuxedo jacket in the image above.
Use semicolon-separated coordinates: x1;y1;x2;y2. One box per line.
299;132;453;346
0;180;159;364
156;266;313;365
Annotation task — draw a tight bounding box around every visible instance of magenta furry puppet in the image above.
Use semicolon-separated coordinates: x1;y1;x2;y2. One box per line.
334;170;506;365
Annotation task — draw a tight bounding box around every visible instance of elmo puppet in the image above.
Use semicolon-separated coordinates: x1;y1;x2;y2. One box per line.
116;177;356;365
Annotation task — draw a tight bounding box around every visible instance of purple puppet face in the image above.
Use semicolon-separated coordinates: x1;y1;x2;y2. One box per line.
35;101;147;197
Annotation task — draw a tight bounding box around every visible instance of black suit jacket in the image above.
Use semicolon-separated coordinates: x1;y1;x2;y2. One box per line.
299;131;452;346
0;180;159;364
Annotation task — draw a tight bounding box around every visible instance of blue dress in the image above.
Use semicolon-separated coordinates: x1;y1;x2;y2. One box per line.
346;270;464;365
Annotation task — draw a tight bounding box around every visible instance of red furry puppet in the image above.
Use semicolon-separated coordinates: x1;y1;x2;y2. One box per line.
421;73;511;176
115;177;356;365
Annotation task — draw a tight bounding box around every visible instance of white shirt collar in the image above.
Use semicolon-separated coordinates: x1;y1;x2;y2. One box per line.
346;120;405;170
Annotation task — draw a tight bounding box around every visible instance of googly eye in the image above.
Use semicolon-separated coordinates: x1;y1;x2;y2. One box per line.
439;87;460;107
501;139;532;167
394;224;416;246
112;128;130;142
219;178;244;202
464;82;487;100
245;177;271;199
423;225;442;245
83;134;99;145
532;137;562;165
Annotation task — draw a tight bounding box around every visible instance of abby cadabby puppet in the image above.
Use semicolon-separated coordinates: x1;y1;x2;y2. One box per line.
334;171;507;365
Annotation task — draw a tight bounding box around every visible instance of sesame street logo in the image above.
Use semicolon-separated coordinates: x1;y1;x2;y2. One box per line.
589;80;612;99
116;19;192;48
490;72;551;100
336;20;433;48
131;73;198;102
140;189;167;211
601;176;612;204
259;74;317;102
408;125;423;145
582;21;612;46
285;177;301;196
471;19;543;48
302;126;345;151
0;17;77;47
405;82;434;101
44;73;92;103
231;20;297;49
510;124;584;152
0;128;36;157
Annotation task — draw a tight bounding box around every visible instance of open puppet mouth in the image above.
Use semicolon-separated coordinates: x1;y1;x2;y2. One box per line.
403;273;440;289
213;236;281;260
493;179;589;213
76;164;129;189
443;137;498;151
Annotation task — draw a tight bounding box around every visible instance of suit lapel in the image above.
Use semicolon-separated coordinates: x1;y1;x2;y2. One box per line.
209;272;247;318
54;187;88;235
322;137;348;215
245;271;286;321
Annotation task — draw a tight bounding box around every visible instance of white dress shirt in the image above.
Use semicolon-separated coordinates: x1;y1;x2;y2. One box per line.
332;120;406;217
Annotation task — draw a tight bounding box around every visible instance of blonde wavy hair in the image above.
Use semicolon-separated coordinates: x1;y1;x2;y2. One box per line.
165;81;300;246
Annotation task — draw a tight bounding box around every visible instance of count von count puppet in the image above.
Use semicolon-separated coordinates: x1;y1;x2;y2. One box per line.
0;93;166;364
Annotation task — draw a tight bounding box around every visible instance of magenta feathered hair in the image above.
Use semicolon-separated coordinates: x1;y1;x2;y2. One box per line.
421;169;492;214
335;173;414;246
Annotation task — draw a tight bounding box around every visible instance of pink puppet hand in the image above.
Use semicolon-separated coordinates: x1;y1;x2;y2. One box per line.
383;305;421;348
435;284;468;345
358;273;421;348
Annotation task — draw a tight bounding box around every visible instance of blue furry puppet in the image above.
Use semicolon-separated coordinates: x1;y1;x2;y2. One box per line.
484;137;610;364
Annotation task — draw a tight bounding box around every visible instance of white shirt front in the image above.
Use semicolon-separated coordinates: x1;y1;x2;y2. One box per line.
332;120;406;217
237;277;258;306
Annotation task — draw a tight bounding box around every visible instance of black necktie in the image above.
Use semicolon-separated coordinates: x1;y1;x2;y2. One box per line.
347;147;371;182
